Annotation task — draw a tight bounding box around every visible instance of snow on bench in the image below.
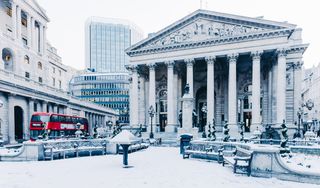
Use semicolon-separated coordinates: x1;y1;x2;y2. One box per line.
222;146;253;176
183;144;224;163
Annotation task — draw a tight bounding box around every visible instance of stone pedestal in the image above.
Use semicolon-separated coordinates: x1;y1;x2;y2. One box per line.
178;94;198;138
165;125;177;133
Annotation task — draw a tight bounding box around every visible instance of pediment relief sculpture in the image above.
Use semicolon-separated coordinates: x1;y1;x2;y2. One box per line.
147;19;266;47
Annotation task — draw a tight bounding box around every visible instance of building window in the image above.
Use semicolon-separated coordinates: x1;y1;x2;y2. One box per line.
25;72;30;78
59;70;62;76
52;67;55;73
38;62;42;70
6;4;12;17
38;77;43;83
33;103;37;112
59;80;61;89
24;55;29;64
22;38;28;46
52;77;55;87
21;11;27;27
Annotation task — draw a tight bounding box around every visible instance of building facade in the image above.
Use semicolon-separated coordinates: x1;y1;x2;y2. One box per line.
301;63;320;130
126;10;308;138
71;17;143;124
0;0;118;144
70;72;130;123
85;17;143;73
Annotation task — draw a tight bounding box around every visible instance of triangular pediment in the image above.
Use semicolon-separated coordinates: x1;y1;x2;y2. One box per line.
127;9;296;54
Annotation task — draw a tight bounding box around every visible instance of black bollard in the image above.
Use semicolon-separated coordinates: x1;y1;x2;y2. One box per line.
121;144;130;166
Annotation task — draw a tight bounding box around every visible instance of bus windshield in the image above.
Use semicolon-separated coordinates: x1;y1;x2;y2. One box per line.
31;115;50;123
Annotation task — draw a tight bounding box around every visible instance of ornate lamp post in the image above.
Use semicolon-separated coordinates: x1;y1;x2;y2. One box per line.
0;99;3;143
296;107;303;138
201;104;207;138
148;105;155;139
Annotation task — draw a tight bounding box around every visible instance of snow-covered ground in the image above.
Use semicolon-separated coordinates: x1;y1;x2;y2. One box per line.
0;147;319;188
283;153;320;173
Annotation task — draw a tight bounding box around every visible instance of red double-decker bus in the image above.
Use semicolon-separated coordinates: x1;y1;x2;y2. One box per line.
30;112;89;140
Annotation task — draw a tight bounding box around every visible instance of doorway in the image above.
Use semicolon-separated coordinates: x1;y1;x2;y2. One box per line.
14;106;24;142
243;112;251;132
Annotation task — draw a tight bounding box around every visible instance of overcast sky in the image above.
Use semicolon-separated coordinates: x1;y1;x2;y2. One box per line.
37;0;319;70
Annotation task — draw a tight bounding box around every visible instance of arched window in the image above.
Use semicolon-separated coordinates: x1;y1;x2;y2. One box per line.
24;55;29;64
38;62;42;70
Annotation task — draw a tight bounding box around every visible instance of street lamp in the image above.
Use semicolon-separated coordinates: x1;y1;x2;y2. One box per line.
148;105;155;139
201;103;207;137
0;99;3;143
296;107;303;138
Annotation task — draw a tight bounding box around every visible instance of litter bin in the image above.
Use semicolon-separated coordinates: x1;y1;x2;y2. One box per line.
180;134;193;154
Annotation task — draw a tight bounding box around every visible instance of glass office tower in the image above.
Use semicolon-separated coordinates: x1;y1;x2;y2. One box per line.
71;17;143;124
85;17;143;73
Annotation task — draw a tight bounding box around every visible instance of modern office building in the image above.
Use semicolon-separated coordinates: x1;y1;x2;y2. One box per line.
85;17;143;73
70;72;130;123
70;17;143;124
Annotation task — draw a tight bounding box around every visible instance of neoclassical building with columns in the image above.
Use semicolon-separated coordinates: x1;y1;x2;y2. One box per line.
126;10;307;138
0;0;118;144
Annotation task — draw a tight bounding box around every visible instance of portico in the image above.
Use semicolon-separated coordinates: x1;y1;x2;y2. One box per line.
126;10;308;138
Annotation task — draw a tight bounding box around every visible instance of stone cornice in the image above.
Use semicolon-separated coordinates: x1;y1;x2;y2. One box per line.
286;44;309;55
127;29;293;56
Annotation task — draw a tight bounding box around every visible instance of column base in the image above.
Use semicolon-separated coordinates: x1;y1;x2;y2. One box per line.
228;123;239;139
165;124;177;133
177;127;199;139
250;123;262;132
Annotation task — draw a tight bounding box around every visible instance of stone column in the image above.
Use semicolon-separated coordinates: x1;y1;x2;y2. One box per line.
11;1;17;40
27;98;34;139
43;26;46;54
89;113;93;135
42;101;47;113
251;51;262;131
166;61;176;132
8;94;15;143
228;53;238;138
293;60;303;123
276;49;287;125
185;59;194;98
53;105;58;113
16;5;21;41
39;24;44;54
131;66;139;127
27;15;32;48
32;20;36;51
206;56;215;134
148;64;156;132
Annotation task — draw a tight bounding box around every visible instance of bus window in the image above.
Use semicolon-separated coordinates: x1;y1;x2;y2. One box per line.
31;115;50;122
50;115;59;122
59;116;66;123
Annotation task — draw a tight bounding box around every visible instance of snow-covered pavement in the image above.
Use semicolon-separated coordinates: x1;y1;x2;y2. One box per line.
0;147;319;188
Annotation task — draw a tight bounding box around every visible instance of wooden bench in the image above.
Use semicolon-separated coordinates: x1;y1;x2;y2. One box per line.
222;146;253;176
183;145;224;163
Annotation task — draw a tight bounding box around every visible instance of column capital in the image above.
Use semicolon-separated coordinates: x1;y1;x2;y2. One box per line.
277;48;287;58
293;60;303;70
184;58;195;67
125;65;137;72
205;56;216;65
147;63;156;71
227;53;238;63
251;51;263;61
164;61;175;68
